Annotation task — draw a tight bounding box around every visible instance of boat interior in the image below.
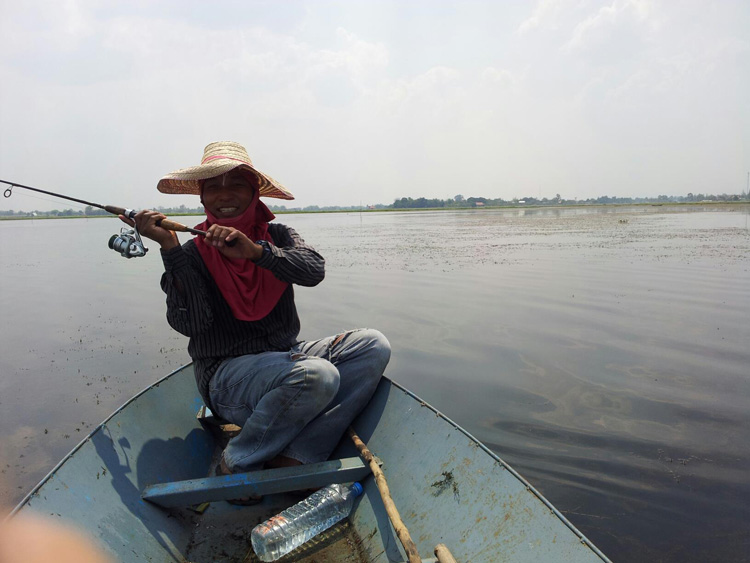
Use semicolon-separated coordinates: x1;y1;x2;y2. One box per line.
15;364;609;562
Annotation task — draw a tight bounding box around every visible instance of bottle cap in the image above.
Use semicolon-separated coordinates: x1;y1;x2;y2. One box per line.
351;482;364;497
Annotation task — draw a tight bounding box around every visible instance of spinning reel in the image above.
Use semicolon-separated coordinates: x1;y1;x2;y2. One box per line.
109;225;148;259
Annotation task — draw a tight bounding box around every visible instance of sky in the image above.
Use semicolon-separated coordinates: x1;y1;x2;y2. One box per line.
0;0;748;211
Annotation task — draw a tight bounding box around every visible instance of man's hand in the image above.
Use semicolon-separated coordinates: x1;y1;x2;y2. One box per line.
204;225;264;261
119;210;179;250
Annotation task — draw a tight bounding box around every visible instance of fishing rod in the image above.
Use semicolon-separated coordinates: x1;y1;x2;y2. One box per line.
1;178;232;258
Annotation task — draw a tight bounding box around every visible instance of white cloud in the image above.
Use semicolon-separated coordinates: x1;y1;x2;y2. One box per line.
61;0;95;38
518;0;569;35
481;67;515;88
563;0;655;59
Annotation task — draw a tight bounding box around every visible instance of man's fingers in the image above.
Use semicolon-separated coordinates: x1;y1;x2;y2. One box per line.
135;211;166;232
207;225;236;246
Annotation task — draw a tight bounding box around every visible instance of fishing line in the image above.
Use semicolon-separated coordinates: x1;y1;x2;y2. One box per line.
4;190;88;211
2;180;103;209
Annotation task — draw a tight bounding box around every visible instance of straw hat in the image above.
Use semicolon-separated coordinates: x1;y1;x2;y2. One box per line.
157;141;294;200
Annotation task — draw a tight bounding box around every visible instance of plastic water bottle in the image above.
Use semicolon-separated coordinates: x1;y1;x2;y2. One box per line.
251;482;364;562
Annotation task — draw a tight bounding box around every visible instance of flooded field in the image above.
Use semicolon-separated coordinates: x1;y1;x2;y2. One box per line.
1;204;749;561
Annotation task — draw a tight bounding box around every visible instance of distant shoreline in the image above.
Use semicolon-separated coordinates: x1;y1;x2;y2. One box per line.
1;200;748;221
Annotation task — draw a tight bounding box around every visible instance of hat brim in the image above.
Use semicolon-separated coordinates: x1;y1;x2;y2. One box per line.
157;162;294;200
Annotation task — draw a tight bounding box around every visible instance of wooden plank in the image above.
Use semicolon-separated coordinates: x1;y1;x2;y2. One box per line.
141;457;370;508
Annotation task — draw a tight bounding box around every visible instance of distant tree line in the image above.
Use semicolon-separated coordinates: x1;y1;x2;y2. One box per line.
390;192;749;209
0;203;391;217
0;207;89;217
1;191;747;218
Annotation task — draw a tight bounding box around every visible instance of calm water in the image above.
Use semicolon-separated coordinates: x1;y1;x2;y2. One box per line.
1;205;749;561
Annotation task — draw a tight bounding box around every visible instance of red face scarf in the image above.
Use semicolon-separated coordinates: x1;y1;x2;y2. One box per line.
194;188;289;321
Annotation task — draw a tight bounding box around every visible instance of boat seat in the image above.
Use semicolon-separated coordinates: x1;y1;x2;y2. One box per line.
141;457;370;508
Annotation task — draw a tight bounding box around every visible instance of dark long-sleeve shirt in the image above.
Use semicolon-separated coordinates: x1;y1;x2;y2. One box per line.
159;223;325;407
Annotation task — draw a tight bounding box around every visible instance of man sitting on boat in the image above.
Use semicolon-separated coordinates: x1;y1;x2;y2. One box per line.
120;141;391;501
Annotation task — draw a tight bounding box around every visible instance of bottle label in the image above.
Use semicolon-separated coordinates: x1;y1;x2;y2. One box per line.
254;515;289;537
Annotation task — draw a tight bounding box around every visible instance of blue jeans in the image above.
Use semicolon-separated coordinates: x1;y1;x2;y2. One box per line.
208;329;391;472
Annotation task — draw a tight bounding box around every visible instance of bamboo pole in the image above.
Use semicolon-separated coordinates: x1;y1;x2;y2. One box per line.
434;543;458;563
347;427;422;563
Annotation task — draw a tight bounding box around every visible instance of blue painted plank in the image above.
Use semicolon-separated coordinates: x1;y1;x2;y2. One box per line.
142;457;369;508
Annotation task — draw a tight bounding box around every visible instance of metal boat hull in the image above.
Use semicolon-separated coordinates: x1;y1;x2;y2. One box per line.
13;364;609;562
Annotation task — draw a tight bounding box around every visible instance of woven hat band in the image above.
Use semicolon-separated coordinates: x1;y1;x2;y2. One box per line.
201;155;252;165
